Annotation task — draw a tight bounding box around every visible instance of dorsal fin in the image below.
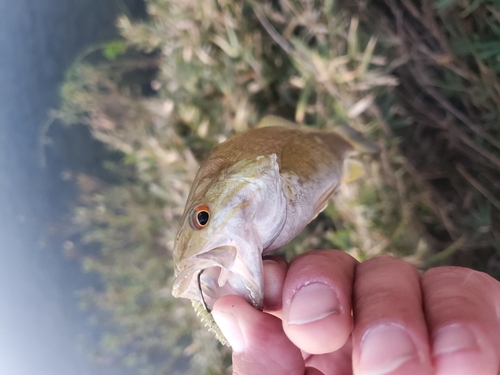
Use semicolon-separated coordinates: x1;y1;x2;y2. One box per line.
342;158;364;183
255;115;298;128
256;116;380;155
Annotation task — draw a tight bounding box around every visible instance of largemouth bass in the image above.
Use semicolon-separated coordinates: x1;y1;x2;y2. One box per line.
172;115;378;342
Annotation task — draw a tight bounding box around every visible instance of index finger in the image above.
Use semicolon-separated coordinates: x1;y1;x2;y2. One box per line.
281;250;358;354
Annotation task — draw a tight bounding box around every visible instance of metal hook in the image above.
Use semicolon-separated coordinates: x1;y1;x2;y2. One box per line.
197;269;212;313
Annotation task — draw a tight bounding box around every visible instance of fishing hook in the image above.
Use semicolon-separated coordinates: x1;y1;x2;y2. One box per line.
197;269;212;313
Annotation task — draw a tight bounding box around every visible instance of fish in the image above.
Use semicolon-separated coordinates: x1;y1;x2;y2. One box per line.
171;115;379;343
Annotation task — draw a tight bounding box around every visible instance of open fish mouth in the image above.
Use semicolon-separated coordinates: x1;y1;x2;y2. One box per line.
197;265;263;312
172;246;264;312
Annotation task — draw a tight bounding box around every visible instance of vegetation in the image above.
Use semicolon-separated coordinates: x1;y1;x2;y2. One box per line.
54;0;500;373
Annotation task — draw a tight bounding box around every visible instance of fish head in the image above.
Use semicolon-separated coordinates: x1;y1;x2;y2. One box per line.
172;154;287;311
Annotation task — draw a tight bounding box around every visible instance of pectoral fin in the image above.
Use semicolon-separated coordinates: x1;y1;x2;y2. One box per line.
342;158;364;183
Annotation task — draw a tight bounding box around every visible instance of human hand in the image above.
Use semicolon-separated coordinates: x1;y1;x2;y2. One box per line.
212;250;500;375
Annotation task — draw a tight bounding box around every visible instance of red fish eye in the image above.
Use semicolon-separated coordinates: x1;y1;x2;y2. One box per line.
191;205;210;230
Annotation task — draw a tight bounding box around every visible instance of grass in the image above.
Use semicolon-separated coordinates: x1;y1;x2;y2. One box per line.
353;0;500;270
53;0;500;373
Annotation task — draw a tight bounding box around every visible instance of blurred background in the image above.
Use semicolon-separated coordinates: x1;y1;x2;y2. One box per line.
1;0;499;374
0;0;145;374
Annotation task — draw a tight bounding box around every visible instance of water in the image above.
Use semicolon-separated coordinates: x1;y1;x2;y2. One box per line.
0;0;146;374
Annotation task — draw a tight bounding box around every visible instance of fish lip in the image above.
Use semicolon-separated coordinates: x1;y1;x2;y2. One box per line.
171;259;213;299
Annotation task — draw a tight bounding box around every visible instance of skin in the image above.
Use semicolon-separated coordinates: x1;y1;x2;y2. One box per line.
211;250;500;375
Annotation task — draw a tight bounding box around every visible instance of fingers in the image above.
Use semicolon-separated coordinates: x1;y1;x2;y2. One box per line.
352;255;434;375
304;339;353;375
213;252;500;375
262;256;288;313
422;267;500;375
281;250;358;354
212;294;304;375
304;368;325;375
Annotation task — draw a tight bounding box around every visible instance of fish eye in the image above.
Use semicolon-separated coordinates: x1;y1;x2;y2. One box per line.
191;205;210;230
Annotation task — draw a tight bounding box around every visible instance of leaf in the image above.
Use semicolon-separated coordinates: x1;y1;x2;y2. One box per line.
103;40;127;60
434;0;458;10
451;39;472;55
460;0;486;17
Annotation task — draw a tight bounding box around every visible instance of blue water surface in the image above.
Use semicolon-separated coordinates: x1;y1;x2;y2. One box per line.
0;1;145;374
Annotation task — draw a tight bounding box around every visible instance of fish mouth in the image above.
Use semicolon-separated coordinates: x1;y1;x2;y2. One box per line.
172;245;264;312
198;265;263;312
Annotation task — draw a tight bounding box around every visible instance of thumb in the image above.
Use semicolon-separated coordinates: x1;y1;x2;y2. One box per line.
212;295;305;375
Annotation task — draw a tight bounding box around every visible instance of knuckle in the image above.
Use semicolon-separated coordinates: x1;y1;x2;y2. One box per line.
423;266;493;289
359;254;419;278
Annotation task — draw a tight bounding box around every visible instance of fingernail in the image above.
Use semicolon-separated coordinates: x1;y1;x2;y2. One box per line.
433;324;479;356
263;259;284;310
287;283;340;325
359;324;416;375
263;258;279;267
211;309;245;353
